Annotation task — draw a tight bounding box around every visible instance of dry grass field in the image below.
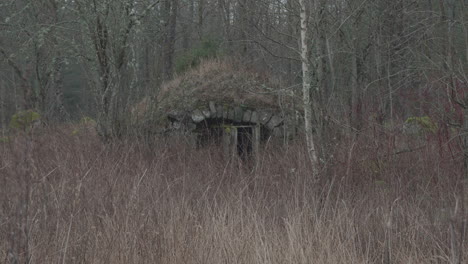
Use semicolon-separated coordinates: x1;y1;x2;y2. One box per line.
1;125;466;263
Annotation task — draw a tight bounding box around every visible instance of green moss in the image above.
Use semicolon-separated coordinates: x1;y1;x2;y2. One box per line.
221;124;232;133
0;136;10;143
405;116;438;134
9;110;41;131
80;116;96;125
70;116;97;136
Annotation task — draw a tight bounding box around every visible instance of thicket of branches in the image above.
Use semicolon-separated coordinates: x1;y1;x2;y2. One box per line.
0;0;465;136
2;0;467;180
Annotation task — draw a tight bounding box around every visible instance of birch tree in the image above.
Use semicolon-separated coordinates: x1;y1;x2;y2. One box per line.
299;0;319;175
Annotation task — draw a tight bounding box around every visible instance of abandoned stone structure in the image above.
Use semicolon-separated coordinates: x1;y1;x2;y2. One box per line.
167;101;293;158
134;60;299;158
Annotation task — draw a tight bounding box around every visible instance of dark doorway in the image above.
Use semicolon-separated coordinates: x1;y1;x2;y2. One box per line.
191;118;262;160
237;126;253;159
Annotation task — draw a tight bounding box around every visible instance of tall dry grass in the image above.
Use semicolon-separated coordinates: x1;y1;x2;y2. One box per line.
0;125;466;263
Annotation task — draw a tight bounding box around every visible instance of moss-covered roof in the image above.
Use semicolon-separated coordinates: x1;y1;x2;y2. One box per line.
157;59;291;113
132;59;298;131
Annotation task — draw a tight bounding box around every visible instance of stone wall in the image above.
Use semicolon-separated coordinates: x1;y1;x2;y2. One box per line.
166;101;297;140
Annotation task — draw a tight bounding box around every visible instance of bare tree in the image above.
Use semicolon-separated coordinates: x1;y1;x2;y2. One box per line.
72;0;159;139
159;0;179;82
0;0;69;121
299;0;319;174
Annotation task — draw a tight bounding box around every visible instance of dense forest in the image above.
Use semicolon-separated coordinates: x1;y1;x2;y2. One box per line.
0;0;465;134
1;0;467;263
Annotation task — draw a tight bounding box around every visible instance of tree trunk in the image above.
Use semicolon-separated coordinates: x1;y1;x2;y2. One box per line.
326;37;335;100
198;0;204;40
299;0;319;175
161;0;179;82
218;0;232;48
0;79;5;129
183;0;194;50
462;0;468;65
51;56;68;122
237;0;247;55
350;38;362;131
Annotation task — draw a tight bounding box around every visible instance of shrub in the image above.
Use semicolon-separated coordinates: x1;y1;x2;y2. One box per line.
404;116;438;134
9;110;41;131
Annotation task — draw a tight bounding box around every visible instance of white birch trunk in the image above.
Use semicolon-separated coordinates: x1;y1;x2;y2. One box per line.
299;0;319;175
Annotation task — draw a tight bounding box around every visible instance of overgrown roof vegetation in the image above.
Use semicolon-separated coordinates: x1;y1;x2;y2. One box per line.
134;59;296;123
160;59;292;111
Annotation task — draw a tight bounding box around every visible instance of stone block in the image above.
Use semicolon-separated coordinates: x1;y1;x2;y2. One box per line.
250;111;259;123
234;106;243;122
227;108;235;120
243;110;252;123
209;101;217;115
191;109;205;123
258;111;272;125
216;105;224;118
266;115;283;129
167;110;183;121
202;109;211;118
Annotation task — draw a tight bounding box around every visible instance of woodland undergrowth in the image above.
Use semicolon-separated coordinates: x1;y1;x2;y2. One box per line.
0;123;466;264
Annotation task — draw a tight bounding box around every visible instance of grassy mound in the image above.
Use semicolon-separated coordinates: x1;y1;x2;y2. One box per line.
133;59;295;124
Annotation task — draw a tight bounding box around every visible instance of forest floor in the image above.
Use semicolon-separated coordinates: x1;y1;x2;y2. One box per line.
1;124;467;263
